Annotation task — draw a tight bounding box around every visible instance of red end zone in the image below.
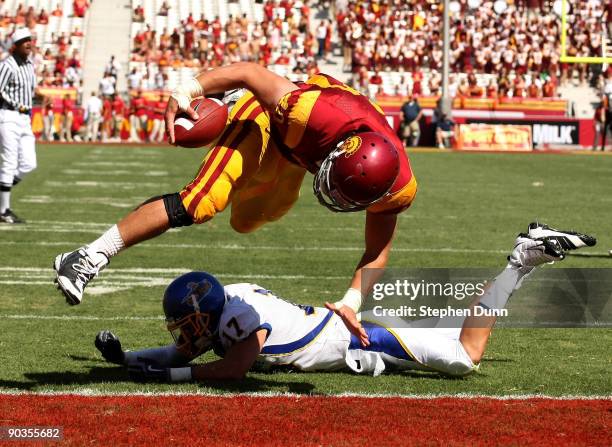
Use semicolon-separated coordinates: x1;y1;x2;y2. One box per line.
0;394;609;446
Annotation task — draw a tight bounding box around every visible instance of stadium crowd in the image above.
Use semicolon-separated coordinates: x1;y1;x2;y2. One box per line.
128;0;321;91
0;1;90;89
338;0;611;96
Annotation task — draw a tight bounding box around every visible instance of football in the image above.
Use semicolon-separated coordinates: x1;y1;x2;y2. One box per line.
174;97;229;148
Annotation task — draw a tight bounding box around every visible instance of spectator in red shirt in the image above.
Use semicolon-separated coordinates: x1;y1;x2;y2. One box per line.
60;94;74;142
148;94;166;143
133;5;144;22
129;91;147;143
542;77;556;98
111;94;125;141
101;96;113;142
527;82;540;98
467;73;483;98
73;0;89;18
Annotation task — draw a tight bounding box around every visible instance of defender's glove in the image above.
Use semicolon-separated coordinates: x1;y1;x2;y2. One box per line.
127;359;170;383
95;330;125;365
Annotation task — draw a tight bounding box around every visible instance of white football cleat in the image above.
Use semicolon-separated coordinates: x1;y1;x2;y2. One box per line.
508;235;565;269
528;222;596;251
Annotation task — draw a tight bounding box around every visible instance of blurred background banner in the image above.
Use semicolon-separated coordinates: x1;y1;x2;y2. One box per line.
455;124;533;151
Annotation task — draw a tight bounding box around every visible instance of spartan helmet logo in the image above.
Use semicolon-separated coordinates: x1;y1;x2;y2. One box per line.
181;279;212;312
339;135;362;158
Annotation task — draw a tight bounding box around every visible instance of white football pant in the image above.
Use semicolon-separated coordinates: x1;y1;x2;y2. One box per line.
0;109;36;186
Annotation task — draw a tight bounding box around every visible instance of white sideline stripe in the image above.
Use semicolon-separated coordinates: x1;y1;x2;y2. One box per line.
0;389;608;400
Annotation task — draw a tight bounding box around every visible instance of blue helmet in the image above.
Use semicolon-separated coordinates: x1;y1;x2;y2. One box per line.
163;271;226;357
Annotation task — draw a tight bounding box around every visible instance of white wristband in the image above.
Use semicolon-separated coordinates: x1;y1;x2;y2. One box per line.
334;288;363;313
171;78;204;111
169;366;193;382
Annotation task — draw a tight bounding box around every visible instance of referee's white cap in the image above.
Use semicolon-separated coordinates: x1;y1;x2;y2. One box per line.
12;28;32;45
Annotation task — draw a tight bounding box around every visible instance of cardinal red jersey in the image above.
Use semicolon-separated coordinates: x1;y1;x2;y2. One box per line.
62;98;74;114
102;98;112;120
131;96;147;116
272;73;416;214
152;100;165;120
112;97;125;115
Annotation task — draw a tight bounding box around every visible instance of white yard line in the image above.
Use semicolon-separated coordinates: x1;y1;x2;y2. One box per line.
73;161;160;168
0;239;509;253
61;169;168;177
0;389;608;400
0;314;162;321
44;181;168;188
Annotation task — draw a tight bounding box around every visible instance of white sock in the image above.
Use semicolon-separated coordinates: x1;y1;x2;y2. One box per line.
0;190;10;213
477;267;530;311
87;225;125;259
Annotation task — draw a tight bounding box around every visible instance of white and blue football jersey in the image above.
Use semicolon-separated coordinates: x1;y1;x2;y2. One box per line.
214;284;474;377
218;283;350;371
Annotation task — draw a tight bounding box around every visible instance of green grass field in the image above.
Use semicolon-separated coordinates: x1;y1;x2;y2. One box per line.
0;145;610;396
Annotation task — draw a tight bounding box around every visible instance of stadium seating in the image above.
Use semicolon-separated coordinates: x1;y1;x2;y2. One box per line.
0;0;90;90
128;0;314;90
338;0;609;99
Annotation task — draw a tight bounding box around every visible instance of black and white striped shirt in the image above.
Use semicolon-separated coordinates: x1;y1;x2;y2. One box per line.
0;54;36;111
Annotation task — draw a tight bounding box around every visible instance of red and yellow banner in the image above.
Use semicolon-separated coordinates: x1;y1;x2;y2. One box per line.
455;124;532;151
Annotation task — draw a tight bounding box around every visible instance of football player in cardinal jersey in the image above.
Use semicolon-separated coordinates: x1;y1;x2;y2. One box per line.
54;63;418;343
94;224;595;382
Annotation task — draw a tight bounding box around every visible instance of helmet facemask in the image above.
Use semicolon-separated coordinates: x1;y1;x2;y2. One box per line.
314;143;367;213
167;312;214;357
314;134;397;213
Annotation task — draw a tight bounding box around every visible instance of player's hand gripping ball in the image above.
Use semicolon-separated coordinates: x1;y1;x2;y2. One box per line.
174;98;228;148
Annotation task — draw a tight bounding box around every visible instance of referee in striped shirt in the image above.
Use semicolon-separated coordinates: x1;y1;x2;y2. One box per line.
0;28;38;224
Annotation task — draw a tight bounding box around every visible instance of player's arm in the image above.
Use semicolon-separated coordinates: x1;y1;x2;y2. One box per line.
351;211;397;293
95;330;192;367
165;62;298;143
191;329;266;381
326;212;397;347
126;330;266;383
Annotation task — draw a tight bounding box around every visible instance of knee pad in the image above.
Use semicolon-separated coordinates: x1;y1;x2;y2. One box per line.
162;193;193;228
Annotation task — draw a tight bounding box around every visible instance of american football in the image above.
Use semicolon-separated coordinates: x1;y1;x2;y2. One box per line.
1;0;611;445
173;98;228;148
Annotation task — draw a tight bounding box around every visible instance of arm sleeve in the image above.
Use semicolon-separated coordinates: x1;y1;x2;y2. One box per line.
0;64;18;108
123;343;192;367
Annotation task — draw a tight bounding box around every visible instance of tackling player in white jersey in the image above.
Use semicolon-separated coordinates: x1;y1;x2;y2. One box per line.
95;223;595;382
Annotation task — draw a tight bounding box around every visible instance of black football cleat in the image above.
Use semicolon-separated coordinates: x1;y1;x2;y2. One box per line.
0;209;25;224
